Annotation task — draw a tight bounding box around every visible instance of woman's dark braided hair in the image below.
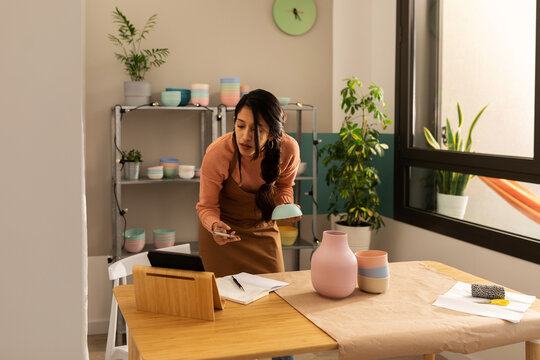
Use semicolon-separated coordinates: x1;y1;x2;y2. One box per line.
232;89;284;221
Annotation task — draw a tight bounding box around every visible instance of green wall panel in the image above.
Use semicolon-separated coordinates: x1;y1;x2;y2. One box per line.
289;133;394;219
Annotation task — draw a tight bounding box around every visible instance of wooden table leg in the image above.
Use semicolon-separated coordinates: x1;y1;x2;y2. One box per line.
526;340;540;360
128;333;143;360
423;355;435;360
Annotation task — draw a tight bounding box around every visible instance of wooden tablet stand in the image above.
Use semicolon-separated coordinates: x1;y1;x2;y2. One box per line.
133;265;225;321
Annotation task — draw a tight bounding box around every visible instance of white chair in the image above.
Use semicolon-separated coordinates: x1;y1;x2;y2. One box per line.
105;243;191;360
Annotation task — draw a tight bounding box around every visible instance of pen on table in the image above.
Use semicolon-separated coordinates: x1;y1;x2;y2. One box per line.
231;276;245;291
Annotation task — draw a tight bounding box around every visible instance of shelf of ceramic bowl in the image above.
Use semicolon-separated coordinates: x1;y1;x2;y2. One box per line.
118;240;199;259
120;177;200;185
118;105;215;111
281;238;316;250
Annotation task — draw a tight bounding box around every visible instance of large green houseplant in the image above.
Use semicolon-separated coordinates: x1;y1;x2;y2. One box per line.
108;7;169;106
423;102;487;195
423;102;487;219
321;76;391;237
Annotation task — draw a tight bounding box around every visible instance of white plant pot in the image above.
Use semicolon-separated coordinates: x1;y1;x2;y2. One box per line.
436;193;469;219
124;81;151;106
335;222;372;253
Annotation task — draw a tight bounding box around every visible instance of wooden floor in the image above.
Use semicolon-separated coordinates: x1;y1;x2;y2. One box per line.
88;334;447;360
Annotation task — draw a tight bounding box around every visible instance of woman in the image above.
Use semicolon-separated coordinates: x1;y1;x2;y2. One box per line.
196;89;301;278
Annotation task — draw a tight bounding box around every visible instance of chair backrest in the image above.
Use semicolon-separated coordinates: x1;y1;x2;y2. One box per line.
108;243;191;281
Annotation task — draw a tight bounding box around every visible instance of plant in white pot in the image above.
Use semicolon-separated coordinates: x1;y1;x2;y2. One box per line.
320;76;391;252
121;148;143;180
108;7;169;106
423;102;487;219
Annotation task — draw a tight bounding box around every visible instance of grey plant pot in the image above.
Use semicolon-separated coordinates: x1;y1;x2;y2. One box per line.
124;162;141;180
124;81;151;106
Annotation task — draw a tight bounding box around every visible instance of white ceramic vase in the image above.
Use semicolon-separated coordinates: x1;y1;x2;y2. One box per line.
335;222;372;253
436;193;469;219
124;81;151;106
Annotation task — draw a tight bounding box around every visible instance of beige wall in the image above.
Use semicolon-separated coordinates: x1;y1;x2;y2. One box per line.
0;0;87;358
333;0;396;133
86;0;333;256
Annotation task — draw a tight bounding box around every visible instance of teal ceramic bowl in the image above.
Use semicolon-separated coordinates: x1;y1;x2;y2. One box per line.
161;91;181;107
271;204;303;220
123;228;145;241
277;97;290;106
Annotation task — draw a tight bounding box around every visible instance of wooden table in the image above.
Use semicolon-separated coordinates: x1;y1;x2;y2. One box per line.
114;261;540;360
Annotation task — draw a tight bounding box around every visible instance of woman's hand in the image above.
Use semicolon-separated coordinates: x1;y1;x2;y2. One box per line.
211;221;241;245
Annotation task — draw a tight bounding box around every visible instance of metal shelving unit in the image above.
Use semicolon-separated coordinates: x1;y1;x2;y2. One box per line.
111;105;219;261
111;103;320;266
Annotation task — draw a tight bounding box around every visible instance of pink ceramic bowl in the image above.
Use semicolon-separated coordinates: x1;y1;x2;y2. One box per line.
124;239;145;253
154;239;174;249
355;250;388;268
358;275;389;294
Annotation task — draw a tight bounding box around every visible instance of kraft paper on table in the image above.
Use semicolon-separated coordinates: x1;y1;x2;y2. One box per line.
266;261;540;360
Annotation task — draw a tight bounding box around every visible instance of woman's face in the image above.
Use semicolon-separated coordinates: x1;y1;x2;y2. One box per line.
234;106;271;157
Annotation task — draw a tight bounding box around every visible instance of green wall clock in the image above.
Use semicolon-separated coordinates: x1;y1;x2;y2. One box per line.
273;0;317;36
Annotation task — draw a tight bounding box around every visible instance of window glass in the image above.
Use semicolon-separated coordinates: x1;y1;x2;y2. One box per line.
408;166;540;239
412;0;536;158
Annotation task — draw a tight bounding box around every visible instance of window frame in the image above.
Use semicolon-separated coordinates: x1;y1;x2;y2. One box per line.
394;0;540;264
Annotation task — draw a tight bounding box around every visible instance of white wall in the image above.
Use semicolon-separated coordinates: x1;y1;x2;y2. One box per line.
0;0;88;358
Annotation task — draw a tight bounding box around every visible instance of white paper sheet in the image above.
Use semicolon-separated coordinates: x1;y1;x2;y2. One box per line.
433;281;536;323
233;272;289;292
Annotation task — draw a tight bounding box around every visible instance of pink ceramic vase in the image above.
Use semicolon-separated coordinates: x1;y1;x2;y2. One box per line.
310;230;358;298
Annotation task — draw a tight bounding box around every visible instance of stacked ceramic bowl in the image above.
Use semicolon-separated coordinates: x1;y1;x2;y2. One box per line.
153;229;175;249
220;78;240;107
355;250;390;294
240;85;250;97
191;83;209;106
166;88;191;106
147;165;163;180
123;228;146;253
160;158;179;178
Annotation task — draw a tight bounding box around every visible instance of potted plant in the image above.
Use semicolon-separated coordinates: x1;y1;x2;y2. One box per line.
423;102;487;219
320;76;391;251
121;148;143;180
108;7;169;106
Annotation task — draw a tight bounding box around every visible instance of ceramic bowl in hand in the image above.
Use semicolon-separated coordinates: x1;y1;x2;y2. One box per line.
271;204;303;220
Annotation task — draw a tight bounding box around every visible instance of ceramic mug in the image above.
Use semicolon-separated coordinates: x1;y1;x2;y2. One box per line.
355;250;389;294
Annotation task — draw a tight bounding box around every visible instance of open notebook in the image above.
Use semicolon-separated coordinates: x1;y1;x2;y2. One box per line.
216;272;288;305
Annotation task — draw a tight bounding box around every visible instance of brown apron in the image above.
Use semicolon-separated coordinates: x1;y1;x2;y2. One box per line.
198;152;284;277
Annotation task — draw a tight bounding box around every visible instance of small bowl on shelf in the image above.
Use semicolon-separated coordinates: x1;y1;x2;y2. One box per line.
153;229;175;249
277;97;290;106
279;226;298;246
147;165;163;180
123;228;146;253
179;165;196;179
166;88;191;106
161;91;181;107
